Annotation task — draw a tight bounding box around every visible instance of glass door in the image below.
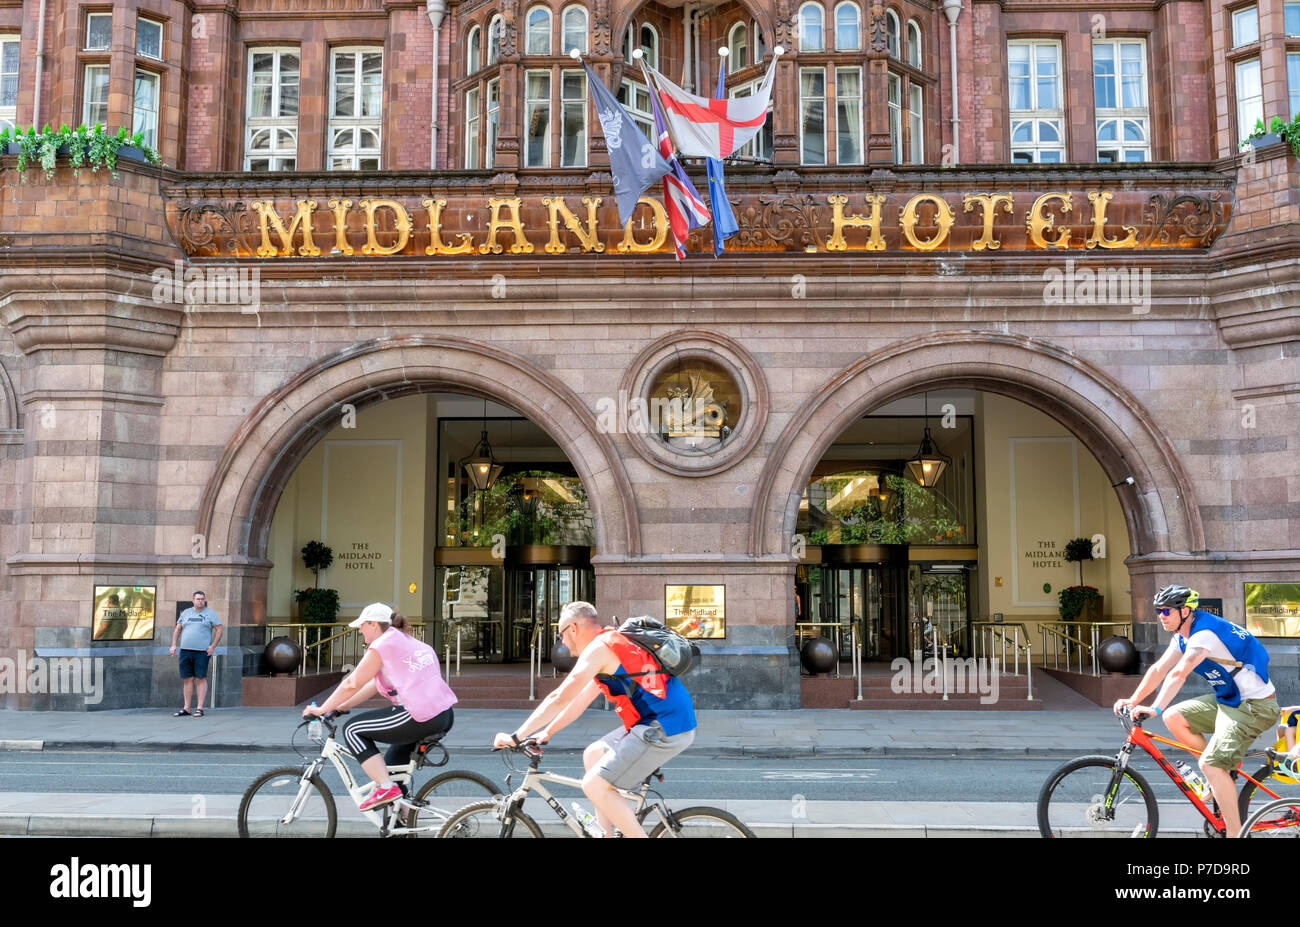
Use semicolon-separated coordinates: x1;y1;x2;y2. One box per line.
805;565;903;660
505;565;594;662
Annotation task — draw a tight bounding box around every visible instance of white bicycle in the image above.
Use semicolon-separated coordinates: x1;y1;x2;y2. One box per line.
238;710;499;837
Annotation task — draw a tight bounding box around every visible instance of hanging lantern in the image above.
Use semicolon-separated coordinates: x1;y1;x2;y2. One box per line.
906;426;950;488
462;427;503;492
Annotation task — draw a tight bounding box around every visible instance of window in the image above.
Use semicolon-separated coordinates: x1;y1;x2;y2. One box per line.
486;77;500;168
1290;53;1300;118
640;24;659;67
132;70;159;149
0;36;18;132
246;49;299;171
755;20;767;60
1008;40;1064;162
1093;40;1148;161
617;80;655;143
731;80;773;160
1232;6;1259;47
835;3;860;50
799;3;824;51
526;6;552;56
1287;2;1300;35
467;26;480;74
907;20;921;68
800;67;826;164
488;16;503;65
562;7;587;54
886;10;900;58
524;69;551;167
86;12;112;51
909;83;923;162
83;64;110;127
888;73;902;161
836;67;862;163
729;23;748;71
329;48;382;170
561;69;586;166
465;87;481;169
137;17;162;60
1235;58;1264;144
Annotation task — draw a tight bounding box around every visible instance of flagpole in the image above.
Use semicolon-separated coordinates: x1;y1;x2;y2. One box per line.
634;49;688;161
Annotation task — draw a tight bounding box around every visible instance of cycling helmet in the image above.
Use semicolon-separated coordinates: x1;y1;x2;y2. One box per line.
1153;585;1199;610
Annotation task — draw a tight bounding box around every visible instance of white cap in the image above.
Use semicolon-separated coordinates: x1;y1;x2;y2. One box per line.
349;603;393;628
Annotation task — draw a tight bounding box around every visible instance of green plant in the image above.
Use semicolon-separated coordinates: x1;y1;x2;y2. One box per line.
1064;537;1094;585
4;122;161;178
1239;114;1300;157
1058;585;1102;620
300;540;334;587
294;587;341;623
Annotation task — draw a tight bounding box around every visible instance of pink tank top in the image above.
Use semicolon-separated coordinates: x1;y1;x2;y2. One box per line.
370;628;457;723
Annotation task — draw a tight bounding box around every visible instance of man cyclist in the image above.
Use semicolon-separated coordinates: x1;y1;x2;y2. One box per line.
493;602;697;838
1114;585;1278;837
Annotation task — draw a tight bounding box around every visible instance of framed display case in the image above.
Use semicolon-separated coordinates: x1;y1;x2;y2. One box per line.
1244;583;1300;638
92;585;157;641
665;584;725;639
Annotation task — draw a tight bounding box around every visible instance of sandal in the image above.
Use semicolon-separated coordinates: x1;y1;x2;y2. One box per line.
193;709;205;718
173;709;191;717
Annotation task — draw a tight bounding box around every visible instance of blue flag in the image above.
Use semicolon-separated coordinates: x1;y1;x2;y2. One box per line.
584;63;671;227
706;65;740;257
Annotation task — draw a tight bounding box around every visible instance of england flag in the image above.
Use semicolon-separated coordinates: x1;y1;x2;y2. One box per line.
647;52;780;161
649;85;710;260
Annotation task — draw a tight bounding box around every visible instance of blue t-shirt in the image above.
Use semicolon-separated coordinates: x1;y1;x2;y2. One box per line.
177;607;222;651
602;667;697;737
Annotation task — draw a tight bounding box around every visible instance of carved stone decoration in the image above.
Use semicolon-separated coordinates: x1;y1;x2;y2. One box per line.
592;0;612;56
499;1;518;59
869;1;887;52
1141;192;1225;248
774;0;795;49
758;194;820;248
172;200;255;257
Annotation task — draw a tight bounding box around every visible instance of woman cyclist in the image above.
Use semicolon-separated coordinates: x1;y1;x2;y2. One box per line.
304;603;458;811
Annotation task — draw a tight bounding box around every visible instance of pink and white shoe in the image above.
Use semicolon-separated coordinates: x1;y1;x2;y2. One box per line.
359;784;402;812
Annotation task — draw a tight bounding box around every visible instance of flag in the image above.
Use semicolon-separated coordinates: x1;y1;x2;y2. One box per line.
706;64;740;257
582;63;670;227
647;52;779;160
647;78;710;260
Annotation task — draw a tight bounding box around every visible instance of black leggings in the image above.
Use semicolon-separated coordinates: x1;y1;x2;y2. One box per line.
342;706;454;765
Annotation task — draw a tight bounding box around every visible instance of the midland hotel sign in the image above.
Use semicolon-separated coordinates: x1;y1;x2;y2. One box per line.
165;174;1231;259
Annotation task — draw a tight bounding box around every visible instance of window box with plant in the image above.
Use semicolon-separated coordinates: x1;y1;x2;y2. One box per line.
1241;115;1300;156
0;123;161;179
1058;584;1103;622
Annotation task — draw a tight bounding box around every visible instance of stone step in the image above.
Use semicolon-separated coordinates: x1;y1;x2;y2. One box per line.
848;697;1043;710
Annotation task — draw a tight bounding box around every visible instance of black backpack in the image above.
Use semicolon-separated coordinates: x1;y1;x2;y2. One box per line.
615;616;701;679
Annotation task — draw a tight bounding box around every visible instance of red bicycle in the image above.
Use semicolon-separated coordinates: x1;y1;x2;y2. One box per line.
1038;706;1299;837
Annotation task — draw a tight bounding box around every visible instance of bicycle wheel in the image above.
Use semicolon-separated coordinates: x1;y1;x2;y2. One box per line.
1237;763;1300;823
403;770;501;835
1240;797;1300;837
648;806;756;838
436;799;544;838
1037;755;1159;838
238;766;337;838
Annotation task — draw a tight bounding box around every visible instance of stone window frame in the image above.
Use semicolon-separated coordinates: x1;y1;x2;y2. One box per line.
466;24;481;74
82;62;111;128
623;22;659;68
136;15;164;61
1231;4;1259;48
1233;56;1264;145
523;67;552;168
908;80;923;163
835;65;864;164
559;67;587;168
798;2;825;52
1007;38;1066;163
799;65;827;164
562;5;588;55
0;34;19;132
907;18;922;69
728;21;749;71
328;46;384;171
1287;1;1300;36
525;4;553;56
84;10;113;52
886;9;901;58
465;84;481;169
1092;36;1151;163
834;2;860;52
132;66;161;150
244;47;301;172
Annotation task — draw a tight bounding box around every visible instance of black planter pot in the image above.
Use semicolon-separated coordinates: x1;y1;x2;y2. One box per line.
4;142;19;155
1249;132;1284;148
116;145;147;162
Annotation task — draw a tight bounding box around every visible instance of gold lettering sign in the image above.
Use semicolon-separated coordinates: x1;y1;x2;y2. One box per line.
251;199;321;257
616;197;669;253
358;199;412;256
963;193;1014;251
480;197;535;254
542;196;605;254
327;199;354;256
899;194;955;251
826;193;886;252
1085;191;1138;250
1027;192;1073;249
421;197;475;255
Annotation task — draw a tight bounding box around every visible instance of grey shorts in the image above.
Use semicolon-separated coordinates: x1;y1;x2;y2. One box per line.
592;722;695;790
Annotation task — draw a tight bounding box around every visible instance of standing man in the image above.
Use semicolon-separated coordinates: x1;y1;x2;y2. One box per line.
1115;585;1278;837
170;591;223;717
493;602;697;838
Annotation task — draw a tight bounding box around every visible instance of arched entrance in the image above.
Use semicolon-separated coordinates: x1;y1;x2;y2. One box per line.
196;335;639;622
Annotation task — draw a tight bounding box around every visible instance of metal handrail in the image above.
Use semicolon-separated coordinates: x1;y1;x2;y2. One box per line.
970;621;1034;701
795;621;847;680
265;621;433;676
1039;620;1132;676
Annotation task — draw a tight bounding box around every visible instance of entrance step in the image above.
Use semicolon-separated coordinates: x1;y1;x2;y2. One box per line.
802;669;1039;709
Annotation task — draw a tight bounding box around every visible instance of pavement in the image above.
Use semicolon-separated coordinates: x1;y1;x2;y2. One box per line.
3;678;1227;837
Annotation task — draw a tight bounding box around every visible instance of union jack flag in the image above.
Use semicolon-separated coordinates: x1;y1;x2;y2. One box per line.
648;84;710;260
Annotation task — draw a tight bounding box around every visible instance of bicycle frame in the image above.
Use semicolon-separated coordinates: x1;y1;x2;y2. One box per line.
501;766;670;837
288;733;440;834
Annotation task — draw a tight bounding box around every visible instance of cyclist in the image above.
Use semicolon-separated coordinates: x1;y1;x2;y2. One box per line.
1114;585;1278;838
305;603;457;812
492;602;697;838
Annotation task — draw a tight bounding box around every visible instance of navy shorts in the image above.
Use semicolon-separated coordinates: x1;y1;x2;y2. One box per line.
178;649;210;679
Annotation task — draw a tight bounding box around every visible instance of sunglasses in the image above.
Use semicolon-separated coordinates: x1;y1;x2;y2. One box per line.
1157;608;1177;617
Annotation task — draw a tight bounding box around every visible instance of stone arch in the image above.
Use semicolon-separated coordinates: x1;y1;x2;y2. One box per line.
750;331;1203;559
613;0;775;64
0;358;18;431
196;335;639;562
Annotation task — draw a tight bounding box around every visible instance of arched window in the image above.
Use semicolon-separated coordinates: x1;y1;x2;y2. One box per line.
885;10;900;58
754;20;767;60
728;22;748;71
834;2;859;50
526;6;552;56
562;6;587;54
907;19;921;67
799;2;824;51
640;24;658;67
487;15;503;65
467;25;481;74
